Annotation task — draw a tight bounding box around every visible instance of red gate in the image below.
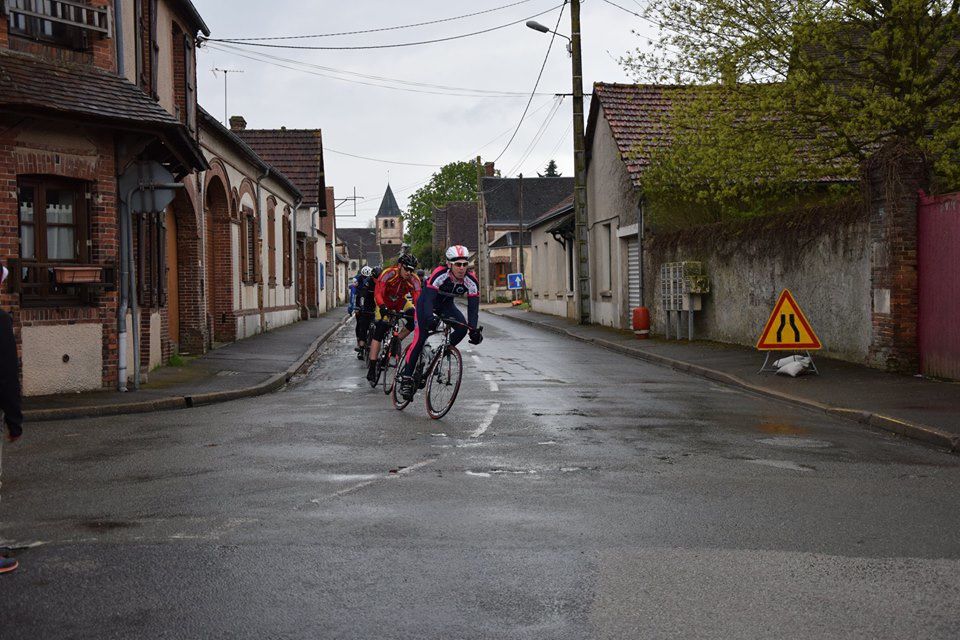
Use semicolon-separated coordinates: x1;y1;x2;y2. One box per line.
918;191;960;379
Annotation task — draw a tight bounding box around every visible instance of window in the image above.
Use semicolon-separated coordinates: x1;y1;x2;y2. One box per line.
267;201;277;285
495;262;509;287
241;206;259;283
136;211;166;308
17;176;91;303
600;223;612;292
7;0;99;50
282;210;292;286
183;33;196;132
318;263;325;291
149;0;159;97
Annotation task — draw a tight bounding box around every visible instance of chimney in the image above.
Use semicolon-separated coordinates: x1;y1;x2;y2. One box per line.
229;115;247;131
484;161;495;177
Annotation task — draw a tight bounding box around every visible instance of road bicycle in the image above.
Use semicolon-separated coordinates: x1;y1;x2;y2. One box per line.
369;309;407;393
355;314;376;363
391;316;469;419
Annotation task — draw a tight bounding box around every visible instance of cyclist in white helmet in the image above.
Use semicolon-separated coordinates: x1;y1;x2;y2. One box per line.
397;245;483;401
353;265;376;358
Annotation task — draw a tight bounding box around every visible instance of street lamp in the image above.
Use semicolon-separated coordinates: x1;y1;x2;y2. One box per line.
526;3;590;324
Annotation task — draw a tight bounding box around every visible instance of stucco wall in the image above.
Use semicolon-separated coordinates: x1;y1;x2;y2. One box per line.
530;225;576;319
22;324;103;396
586;107;640;328
643;213;872;363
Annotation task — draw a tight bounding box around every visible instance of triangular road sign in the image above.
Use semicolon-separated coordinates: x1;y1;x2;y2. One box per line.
757;289;822;350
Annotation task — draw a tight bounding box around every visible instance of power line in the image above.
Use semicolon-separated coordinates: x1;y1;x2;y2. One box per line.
203;5;564;51
204;42;558;98
507;95;565;176
493;2;567;164
212;0;540;41
324;146;441;167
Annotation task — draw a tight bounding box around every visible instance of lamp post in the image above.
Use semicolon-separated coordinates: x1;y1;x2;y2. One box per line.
527;0;590;324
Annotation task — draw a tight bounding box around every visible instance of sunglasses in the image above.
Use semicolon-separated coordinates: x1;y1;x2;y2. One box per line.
402;266;415;272
450;261;469;268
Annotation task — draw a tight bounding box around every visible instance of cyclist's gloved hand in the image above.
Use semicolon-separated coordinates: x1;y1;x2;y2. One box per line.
468;327;484;345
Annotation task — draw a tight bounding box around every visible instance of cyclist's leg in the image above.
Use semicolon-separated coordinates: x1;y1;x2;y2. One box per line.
402;306;430;378
355;313;369;346
369;313;389;363
443;302;469;347
397;308;415;340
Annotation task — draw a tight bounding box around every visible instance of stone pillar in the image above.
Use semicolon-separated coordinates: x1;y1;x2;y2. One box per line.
865;142;928;374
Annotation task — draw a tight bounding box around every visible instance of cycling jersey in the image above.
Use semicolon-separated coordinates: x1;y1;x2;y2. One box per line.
402;265;480;376
356;275;377;314
375;265;421;312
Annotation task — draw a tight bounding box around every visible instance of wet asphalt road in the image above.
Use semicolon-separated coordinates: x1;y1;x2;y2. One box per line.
1;311;959;639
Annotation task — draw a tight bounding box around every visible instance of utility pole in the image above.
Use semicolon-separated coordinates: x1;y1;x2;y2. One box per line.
212;67;243;126
475;156;486;299
517;174;525;302
570;0;590;324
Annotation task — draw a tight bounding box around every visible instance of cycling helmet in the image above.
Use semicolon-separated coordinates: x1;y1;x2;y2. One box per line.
371;267;382;278
398;253;419;270
445;245;470;261
416;268;425;278
360;265;373;277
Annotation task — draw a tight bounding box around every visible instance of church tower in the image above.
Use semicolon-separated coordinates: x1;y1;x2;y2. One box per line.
375;183;404;250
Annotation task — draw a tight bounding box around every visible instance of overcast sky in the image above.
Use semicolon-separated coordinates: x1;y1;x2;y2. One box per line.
194;0;657;228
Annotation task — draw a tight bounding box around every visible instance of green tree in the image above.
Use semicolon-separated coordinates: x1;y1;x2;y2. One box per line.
538;159;562;177
622;0;960;209
404;160;479;266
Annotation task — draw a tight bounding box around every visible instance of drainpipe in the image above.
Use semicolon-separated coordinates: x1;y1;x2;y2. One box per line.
292;196;302;317
638;198;645;308
114;0;125;77
255;166;270;330
117;150;130;391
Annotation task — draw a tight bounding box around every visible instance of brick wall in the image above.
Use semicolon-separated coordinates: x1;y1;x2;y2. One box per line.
865;143;928;373
0;122;120;390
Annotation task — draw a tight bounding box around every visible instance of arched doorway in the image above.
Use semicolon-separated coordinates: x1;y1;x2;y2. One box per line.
205;176;234;345
168;188;204;354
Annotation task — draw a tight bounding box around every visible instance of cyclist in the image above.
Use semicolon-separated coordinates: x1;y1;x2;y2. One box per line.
398;245;483;401
353;265;376;359
347;273;359;315
366;253;421;382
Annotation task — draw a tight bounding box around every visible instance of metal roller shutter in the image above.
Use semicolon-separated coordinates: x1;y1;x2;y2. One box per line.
627;237;640;309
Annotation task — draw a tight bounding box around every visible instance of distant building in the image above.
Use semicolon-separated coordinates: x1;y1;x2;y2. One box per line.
375;184;404;258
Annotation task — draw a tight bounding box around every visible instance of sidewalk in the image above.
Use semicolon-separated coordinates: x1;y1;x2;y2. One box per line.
484;305;960;453
23;307;350;422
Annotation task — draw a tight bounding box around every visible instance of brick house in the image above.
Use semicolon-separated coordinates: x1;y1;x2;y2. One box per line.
0;0;210;395
197;108;302;341
232;120;334;318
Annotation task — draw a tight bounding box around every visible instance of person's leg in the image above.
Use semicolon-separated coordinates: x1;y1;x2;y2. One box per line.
442;304;468;347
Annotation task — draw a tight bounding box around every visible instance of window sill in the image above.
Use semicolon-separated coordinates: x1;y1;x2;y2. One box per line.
599;290;613;299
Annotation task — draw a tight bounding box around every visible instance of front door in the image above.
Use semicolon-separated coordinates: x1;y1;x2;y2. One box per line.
165;208;180;350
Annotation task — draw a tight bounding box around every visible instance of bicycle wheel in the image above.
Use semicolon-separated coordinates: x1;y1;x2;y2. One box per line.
382;336;400;395
391;346;412;410
425;345;463;419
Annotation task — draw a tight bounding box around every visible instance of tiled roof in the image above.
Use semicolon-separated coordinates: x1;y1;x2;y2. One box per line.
530;193;573;228
0;50;205;172
376;184;402;218
336;227;378;260
237;128;327;210
199;109;301;201
489;231;532;249
587;83;694;188
481;177;574;225
433;201;478;252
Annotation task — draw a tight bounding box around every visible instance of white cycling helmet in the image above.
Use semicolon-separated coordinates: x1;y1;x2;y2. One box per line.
445;245;471;261
360;265;373;277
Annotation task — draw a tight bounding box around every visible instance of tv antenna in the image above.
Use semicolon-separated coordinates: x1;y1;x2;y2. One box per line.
212;67;244;126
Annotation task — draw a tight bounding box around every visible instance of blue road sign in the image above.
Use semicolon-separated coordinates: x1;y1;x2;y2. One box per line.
507;273;524;290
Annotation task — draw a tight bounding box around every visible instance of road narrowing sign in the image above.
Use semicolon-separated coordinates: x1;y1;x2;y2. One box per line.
756;289;822;351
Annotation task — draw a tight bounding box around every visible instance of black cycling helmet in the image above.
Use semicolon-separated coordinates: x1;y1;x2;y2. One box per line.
398;253;418;270
371;266;382;278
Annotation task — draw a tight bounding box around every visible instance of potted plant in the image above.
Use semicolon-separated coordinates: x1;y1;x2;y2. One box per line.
53;265;103;284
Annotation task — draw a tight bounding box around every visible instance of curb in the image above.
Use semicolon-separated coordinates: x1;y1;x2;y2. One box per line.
24;314;350;422
485;308;959;454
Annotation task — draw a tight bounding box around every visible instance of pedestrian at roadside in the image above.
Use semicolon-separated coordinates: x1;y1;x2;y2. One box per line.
0;263;24;574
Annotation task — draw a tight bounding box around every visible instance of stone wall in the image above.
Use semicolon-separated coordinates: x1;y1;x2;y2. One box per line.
643;201;873;363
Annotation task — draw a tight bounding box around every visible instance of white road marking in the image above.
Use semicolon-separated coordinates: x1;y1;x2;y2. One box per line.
471;355;482;363
746;459;813;472
465;471;491;478
484;373;499;392
314;458;438;501
469;402;500;439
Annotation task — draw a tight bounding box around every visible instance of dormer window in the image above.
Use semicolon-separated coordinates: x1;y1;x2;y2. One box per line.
5;0;111;51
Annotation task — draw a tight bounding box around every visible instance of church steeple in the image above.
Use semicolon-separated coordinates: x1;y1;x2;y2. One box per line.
376;184;402;219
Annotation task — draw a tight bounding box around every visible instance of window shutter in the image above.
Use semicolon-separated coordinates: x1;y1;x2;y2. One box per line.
149;0;159;98
184;34;196;132
157;212;167;308
254;214;263;284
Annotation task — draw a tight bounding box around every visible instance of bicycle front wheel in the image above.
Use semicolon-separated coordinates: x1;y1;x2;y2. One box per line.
425;346;463;420
383;337;400;395
391;346;412;410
